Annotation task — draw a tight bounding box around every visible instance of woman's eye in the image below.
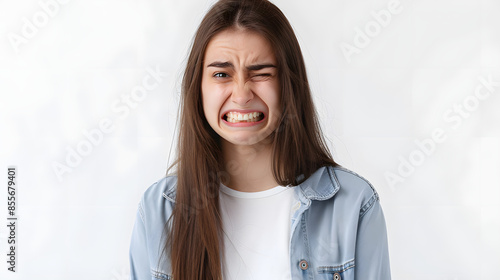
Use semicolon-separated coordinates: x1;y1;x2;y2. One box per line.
252;73;272;80
214;73;229;78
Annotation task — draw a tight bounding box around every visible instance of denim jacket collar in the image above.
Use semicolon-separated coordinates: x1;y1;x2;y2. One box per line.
295;165;340;201
161;165;340;203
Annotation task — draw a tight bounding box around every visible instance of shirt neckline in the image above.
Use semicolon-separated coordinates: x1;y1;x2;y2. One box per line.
219;183;292;199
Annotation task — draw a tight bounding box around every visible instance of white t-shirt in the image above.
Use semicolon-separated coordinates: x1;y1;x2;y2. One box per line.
219;183;295;280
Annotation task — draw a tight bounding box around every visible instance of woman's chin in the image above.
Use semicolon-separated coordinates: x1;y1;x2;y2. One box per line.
220;129;275;147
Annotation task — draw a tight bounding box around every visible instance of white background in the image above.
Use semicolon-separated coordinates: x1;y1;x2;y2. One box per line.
1;0;499;279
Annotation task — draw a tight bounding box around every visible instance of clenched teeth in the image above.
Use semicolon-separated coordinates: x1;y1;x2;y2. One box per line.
225;112;264;123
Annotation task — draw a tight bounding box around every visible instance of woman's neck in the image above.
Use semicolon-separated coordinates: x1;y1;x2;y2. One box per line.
221;140;279;192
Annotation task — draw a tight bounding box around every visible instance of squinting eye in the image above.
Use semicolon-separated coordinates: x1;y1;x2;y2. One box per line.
252;73;272;80
214;73;229;78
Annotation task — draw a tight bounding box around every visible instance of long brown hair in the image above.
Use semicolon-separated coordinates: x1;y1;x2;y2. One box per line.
161;0;338;279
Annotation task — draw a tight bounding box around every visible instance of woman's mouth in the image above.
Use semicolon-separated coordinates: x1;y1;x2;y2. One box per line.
223;111;265;123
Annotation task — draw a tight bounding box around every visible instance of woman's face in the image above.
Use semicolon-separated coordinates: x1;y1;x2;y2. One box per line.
201;28;281;147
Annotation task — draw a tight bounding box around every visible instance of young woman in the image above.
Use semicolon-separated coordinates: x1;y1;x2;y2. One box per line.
129;0;391;279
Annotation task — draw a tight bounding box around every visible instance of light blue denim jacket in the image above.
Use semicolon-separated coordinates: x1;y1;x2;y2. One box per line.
129;166;391;279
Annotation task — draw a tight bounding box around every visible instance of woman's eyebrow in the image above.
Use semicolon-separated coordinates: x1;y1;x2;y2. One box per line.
246;63;277;71
207;61;277;71
207;61;234;69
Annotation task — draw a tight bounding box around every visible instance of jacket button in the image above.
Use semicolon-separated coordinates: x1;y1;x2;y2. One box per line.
299;260;309;270
333;272;341;280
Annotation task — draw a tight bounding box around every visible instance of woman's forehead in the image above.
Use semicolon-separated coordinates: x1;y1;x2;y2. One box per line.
204;29;276;65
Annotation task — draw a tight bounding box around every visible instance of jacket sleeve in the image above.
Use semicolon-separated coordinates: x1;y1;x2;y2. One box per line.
354;196;391;280
129;202;151;279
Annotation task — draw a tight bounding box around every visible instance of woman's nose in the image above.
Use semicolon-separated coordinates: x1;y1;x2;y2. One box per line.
231;81;253;106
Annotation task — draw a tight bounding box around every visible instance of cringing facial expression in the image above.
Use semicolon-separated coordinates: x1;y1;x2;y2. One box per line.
201;28;281;147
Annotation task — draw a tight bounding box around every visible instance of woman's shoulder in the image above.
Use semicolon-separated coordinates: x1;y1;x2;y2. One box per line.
136;174;178;223
329;165;381;215
141;174;178;202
